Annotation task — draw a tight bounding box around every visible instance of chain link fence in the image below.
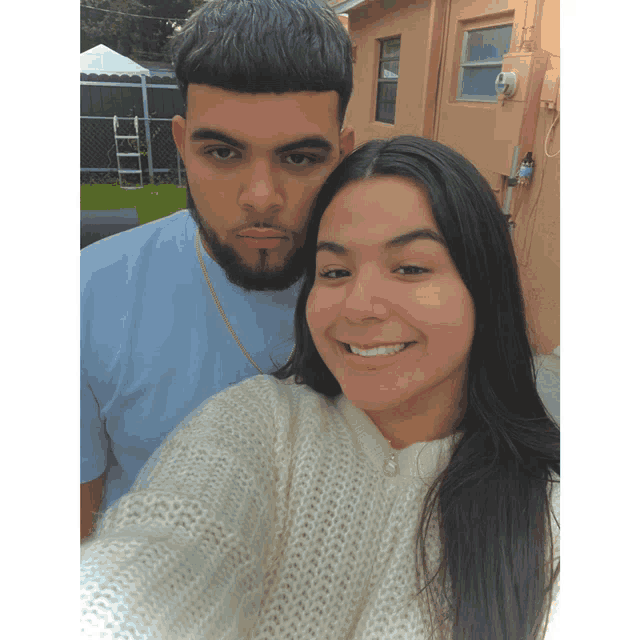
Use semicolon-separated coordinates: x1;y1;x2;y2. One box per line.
81;115;184;187
81;76;185;187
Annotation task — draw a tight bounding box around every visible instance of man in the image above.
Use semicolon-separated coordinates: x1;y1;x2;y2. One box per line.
81;0;354;539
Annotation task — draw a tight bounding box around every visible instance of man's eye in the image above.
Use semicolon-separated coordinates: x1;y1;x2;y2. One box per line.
205;147;238;161
284;154;319;167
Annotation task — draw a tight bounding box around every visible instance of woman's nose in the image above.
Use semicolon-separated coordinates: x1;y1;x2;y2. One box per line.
342;270;390;322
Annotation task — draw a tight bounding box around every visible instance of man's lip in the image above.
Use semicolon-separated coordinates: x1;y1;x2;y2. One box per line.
238;229;288;238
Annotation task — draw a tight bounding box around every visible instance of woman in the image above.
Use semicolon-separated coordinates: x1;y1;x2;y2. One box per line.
81;137;559;640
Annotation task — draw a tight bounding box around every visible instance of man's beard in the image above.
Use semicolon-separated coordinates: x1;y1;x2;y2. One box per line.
187;185;305;292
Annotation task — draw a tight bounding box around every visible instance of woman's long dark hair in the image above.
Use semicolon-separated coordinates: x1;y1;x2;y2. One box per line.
273;136;559;639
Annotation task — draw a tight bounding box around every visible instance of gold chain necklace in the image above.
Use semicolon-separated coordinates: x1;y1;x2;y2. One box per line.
195;229;295;375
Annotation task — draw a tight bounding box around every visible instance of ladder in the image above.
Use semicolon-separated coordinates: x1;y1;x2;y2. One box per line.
113;115;144;189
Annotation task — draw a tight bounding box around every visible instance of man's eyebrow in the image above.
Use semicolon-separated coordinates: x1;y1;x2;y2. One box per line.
316;228;446;255
189;130;333;155
275;137;334;154
189;128;247;150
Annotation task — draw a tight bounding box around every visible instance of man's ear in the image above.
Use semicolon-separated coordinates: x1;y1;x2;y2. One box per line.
172;115;186;160
339;126;355;158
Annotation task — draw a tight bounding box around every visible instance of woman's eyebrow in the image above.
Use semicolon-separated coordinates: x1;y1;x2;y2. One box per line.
316;228;446;255
316;240;348;256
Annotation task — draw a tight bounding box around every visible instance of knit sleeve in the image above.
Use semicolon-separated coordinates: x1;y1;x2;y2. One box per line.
80;376;282;640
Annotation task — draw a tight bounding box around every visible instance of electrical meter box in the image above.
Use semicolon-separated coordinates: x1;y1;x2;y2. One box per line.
495;71;517;98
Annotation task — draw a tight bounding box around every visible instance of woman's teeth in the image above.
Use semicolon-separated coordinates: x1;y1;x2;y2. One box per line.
347;343;411;357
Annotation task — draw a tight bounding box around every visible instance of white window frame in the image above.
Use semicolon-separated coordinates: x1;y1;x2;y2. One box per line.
456;24;513;103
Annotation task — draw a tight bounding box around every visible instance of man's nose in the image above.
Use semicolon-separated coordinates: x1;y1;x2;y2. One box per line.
238;158;284;213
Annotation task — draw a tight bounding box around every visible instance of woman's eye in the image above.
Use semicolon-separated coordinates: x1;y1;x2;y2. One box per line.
318;268;350;279
205;147;238;161
396;266;430;275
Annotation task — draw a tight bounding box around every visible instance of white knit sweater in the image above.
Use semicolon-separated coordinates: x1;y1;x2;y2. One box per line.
81;375;560;639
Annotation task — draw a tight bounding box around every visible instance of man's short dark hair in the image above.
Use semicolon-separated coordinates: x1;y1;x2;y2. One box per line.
170;0;353;126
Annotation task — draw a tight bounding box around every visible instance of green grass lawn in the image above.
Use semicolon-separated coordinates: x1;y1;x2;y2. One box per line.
81;184;187;225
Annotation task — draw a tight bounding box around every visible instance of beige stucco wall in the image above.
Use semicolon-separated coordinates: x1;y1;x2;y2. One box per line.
342;0;560;354
511;105;559;353
345;0;434;141
512;0;560;353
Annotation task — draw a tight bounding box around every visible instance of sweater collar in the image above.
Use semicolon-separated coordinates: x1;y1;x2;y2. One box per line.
335;395;462;481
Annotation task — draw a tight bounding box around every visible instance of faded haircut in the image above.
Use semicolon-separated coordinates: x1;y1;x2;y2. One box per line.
170;0;353;126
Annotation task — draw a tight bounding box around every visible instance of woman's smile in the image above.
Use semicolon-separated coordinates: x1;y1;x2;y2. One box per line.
336;340;417;368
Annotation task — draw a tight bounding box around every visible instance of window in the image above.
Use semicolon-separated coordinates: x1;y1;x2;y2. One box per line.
375;37;400;124
457;24;513;102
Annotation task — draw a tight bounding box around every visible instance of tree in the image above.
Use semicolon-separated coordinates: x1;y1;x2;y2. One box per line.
81;0;146;57
81;0;207;62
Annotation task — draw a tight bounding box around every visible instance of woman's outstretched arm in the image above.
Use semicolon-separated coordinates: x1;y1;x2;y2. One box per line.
80;377;280;640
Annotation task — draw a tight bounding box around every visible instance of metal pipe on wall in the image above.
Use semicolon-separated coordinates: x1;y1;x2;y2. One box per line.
502;144;521;230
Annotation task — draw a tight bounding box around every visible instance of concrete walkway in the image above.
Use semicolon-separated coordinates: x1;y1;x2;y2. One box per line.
535;347;560;424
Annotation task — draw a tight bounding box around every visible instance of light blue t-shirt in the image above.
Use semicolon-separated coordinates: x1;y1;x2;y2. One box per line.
81;210;299;511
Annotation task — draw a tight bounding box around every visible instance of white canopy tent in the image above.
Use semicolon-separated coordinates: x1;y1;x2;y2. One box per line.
80;44;150;76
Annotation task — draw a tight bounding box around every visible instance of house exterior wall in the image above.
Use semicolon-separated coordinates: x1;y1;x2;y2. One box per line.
511;102;559;354
334;0;560;354
516;0;559;353
343;0;435;141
